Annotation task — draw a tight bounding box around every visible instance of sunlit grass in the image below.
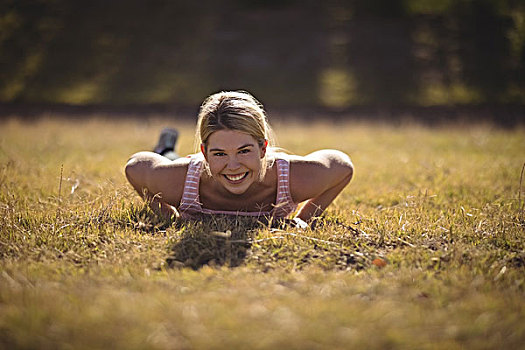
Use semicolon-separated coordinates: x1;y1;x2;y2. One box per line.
0;116;524;349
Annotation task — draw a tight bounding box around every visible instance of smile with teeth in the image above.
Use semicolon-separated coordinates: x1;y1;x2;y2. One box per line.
224;172;249;182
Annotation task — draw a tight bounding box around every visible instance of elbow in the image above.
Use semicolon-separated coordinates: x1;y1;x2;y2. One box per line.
334;151;354;185
124;155;140;187
342;157;354;185
124;152;151;192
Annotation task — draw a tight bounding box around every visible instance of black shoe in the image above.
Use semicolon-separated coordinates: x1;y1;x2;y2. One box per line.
154;128;179;155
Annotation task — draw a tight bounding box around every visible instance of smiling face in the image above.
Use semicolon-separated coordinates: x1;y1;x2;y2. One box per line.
202;130;267;195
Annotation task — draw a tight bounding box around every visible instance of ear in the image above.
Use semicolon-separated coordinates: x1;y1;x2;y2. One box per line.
200;144;208;160
260;139;268;158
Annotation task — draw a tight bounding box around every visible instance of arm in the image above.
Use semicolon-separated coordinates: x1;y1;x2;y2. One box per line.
288;150;354;222
125;151;190;220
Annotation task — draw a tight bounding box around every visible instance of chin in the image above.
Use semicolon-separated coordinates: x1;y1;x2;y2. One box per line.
225;187;249;195
223;181;252;195
219;173;254;195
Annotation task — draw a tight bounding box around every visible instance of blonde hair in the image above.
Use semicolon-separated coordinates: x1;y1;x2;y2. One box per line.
195;91;276;180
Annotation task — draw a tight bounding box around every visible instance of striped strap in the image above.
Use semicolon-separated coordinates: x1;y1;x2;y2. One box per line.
179;156;203;216
273;158;297;217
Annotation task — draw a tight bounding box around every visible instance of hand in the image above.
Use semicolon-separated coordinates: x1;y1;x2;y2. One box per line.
292;217;309;230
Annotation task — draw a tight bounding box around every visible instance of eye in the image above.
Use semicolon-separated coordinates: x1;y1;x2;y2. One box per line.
212;152;226;157
239;148;251;154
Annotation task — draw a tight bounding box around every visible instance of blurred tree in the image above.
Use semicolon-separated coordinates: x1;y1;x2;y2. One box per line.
455;0;510;102
0;0;523;108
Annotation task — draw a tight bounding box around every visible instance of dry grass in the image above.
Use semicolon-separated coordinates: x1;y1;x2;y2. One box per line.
0;116;524;349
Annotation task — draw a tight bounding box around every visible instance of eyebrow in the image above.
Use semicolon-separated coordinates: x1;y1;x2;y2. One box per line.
209;143;255;152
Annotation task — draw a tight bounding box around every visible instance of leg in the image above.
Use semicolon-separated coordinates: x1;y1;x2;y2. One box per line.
153;128;180;161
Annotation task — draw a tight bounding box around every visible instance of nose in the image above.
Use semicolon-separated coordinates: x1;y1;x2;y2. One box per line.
227;155;241;170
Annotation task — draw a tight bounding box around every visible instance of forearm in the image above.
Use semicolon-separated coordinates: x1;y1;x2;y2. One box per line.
125;152;185;221
295;201;322;222
148;196;180;221
294;172;351;222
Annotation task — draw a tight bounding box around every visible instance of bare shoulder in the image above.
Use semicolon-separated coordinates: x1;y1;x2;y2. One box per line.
126;151;191;174
125;152;193;206
284;150;354;202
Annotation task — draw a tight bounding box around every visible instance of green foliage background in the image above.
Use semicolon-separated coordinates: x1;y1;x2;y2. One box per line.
1;0;524;108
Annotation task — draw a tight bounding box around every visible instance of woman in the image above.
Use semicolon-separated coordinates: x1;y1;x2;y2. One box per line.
125;91;353;227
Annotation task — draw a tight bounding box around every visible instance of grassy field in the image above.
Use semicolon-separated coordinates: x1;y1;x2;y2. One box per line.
0;116;524;349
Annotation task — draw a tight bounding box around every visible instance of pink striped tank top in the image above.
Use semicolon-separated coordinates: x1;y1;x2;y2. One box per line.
179;154;297;219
